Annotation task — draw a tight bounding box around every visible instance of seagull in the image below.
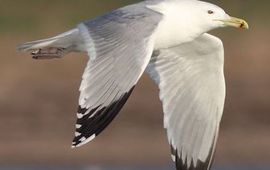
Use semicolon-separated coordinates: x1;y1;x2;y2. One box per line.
17;0;248;170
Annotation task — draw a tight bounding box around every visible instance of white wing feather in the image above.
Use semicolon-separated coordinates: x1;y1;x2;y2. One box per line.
72;4;162;147
147;33;226;170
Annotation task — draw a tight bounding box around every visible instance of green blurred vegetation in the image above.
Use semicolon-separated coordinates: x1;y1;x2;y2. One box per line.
0;0;139;34
0;0;269;35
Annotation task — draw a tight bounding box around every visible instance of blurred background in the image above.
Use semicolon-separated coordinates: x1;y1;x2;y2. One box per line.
0;0;269;169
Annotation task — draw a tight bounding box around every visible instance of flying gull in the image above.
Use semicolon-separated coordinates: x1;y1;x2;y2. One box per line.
17;0;248;170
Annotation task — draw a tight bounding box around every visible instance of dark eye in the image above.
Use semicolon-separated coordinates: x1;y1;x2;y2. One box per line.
208;10;214;14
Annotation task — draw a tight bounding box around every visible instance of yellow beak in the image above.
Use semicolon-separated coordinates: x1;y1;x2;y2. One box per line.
219;16;249;29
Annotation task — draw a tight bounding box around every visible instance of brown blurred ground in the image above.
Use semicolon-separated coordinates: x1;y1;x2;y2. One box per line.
0;0;269;166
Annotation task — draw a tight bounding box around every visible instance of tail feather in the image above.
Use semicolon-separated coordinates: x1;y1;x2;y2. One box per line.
17;38;59;52
17;28;79;51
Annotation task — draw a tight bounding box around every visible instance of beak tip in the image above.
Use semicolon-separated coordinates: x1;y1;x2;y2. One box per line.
240;21;249;29
222;16;249;30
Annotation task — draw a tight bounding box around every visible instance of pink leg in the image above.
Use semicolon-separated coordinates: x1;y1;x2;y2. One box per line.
31;47;68;60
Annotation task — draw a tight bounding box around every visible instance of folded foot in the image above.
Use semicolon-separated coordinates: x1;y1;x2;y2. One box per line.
31;47;67;60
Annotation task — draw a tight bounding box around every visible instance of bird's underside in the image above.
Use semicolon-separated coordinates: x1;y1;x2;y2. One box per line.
17;1;228;170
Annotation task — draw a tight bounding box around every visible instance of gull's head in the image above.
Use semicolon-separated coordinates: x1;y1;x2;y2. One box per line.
148;0;249;31
148;0;249;48
194;1;249;31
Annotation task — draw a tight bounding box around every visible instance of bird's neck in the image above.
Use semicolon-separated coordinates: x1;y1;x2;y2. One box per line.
153;16;203;50
148;1;207;50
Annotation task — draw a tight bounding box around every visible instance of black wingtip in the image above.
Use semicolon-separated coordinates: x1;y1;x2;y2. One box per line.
72;86;135;147
171;145;215;170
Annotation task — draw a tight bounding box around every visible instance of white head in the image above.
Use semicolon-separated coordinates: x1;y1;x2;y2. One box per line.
186;0;249;31
148;0;248;32
147;0;248;48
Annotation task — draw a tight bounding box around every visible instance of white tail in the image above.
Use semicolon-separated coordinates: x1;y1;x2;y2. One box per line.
17;28;80;59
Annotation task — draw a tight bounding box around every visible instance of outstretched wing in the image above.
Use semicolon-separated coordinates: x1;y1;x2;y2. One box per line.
146;34;226;170
72;4;162;147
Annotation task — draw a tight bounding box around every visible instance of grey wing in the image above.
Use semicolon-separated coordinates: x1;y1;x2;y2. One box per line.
72;4;162;147
146;34;226;170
